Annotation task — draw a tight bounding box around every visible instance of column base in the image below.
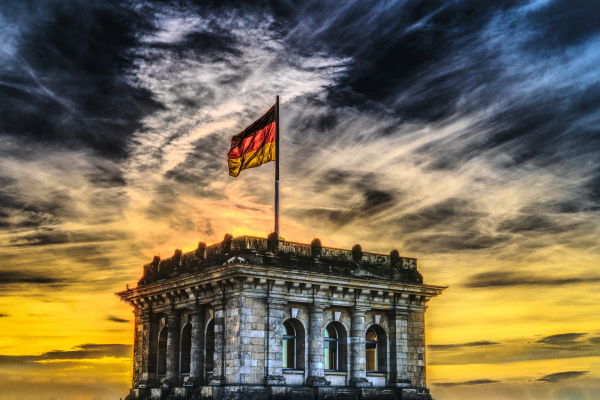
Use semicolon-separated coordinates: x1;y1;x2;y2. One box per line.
209;375;225;385
183;377;203;387
137;379;157;389
349;377;372;387
306;376;331;386
264;374;286;385
394;378;412;388
160;378;178;388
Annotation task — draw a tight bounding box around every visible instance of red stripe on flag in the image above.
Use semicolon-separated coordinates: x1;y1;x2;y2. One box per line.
227;121;276;159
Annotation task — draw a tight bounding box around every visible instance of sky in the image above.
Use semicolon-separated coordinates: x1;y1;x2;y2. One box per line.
0;0;599;399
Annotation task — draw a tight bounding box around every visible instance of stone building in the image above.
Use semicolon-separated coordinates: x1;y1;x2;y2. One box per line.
117;234;445;400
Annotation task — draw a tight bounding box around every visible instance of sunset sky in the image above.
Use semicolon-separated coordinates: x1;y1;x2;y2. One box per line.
1;1;599;399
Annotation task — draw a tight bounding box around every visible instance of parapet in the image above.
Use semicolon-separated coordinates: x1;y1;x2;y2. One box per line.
137;234;422;286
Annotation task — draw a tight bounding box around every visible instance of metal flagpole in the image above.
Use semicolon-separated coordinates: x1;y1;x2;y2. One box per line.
274;95;280;238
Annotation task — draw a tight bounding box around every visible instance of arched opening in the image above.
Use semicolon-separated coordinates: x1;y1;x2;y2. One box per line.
180;323;191;375
366;325;387;372
205;319;215;378
324;322;347;371
282;318;305;370
157;327;167;376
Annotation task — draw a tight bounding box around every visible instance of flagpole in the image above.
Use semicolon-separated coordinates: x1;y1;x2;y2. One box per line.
274;95;280;238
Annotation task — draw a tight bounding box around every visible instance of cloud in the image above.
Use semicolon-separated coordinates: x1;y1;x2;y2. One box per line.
0;313;8;318
434;379;501;387
0;0;161;160
106;315;129;323
429;332;600;366
536;371;589;383
463;271;600;288
429;340;500;350
536;333;587;345
0;271;64;285
7;229;129;247
0;343;132;365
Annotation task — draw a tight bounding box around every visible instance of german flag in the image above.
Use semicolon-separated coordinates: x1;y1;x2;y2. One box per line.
227;104;277;177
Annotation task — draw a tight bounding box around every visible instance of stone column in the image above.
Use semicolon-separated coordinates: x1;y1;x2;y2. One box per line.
138;309;158;388
210;300;226;385
164;312;180;386
389;308;410;387
265;299;287;385
186;307;204;386
349;307;371;387
306;303;329;386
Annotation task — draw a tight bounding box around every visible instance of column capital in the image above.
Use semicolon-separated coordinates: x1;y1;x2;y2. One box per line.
268;298;288;308
351;306;371;314
309;302;327;312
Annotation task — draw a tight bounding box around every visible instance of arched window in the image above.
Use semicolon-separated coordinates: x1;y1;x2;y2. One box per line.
366;325;388;372
324;322;347;371
324;324;338;370
157;327;167;376
180;323;191;375
282;318;305;370
283;320;296;369
205;319;215;377
366;328;377;371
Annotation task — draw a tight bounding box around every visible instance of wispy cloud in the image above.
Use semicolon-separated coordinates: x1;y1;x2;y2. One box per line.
536;371;589;383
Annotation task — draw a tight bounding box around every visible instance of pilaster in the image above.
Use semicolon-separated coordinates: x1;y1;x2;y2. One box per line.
389;306;410;388
265;298;287;385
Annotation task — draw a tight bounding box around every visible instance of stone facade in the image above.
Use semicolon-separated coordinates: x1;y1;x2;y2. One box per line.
117;235;445;400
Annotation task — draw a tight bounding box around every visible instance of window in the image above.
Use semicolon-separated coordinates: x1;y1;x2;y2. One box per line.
282;318;305;370
157;327;167;375
282;320;296;369
180;323;191;374
366;328;377;371
366;325;387;373
205;319;215;376
324;324;338;370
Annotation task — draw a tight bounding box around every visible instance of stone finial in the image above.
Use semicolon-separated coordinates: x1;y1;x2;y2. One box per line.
390;249;401;267
352;244;362;263
311;238;322;258
222;233;233;253
195;241;206;260
173;249;182;261
267;232;278;253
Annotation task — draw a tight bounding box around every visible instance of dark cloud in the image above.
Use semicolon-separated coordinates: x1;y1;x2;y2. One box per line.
464;271;600;288
0;0;162;160
0;271;64;285
397;198;486;233
106;315;129;323
434;379;500;387
0;313;9;318
588;336;600;345
8;230;129;247
536;333;586;346
536;371;589;383
429;340;500;350
0;343;131;365
404;232;509;253
497;214;583;235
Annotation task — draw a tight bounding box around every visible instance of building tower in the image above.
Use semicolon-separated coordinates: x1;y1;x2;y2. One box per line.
117;234;445;400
